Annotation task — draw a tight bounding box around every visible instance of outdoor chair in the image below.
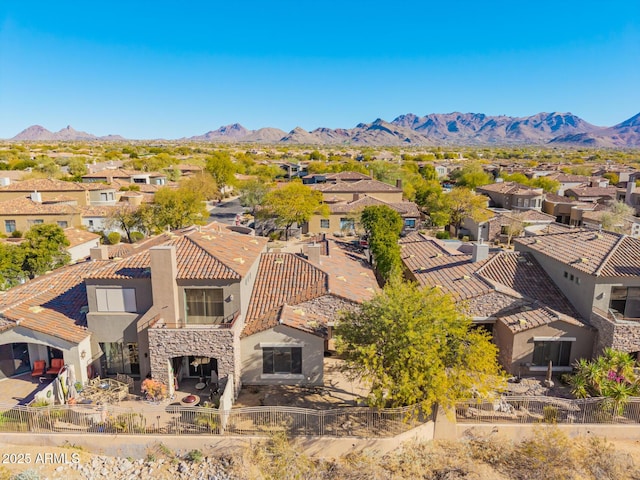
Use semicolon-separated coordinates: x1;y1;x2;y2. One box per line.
31;360;46;377
46;358;64;375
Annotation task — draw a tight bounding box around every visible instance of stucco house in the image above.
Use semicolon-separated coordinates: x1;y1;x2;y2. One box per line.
0;178;117;207
399;232;596;375
476;181;544;211
515;229;640;357
0;223;378;398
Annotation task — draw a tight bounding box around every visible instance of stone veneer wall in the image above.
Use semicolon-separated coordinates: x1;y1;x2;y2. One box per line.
590;312;640;354
147;327;240;394
295;295;359;320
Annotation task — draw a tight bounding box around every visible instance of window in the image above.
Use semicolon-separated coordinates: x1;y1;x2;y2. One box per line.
185;288;224;324
610;287;640;318
96;288;137;312
262;347;302;374
4;220;15;233
27;219;44;226
88;220;94;228
339;218;355;232
405;219;416;229
532;340;572;367
100;193;108;201
563;271;568;278
320;219;330;229
100;342;139;375
57;221;68;228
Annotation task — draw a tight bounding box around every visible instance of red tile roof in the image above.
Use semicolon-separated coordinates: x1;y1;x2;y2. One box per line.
243;253;329;337
87;226;267;280
516;229;640;276
0;196;81;215
329;195;420;217
312;179;402;193
278;304;327;336
64;228;101;249
0;261;103;343
0;178;110;192
399;233;587;332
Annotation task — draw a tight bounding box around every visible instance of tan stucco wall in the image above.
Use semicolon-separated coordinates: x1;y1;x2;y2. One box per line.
0;213;82;234
494;319;595;375
241;325;325;386
307;214;355;234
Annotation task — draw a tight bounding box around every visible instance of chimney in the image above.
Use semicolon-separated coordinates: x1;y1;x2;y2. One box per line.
150;246;180;327
305;244;322;265
89;245;109;261
353;193;360;201
626;174;637;205
30;190;42;203
472;240;489;263
396;179;403;189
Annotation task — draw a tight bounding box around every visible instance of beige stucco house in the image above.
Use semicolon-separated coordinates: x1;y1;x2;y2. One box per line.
399;233;596;375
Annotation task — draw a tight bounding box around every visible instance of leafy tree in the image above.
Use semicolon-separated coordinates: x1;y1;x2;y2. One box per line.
501;211;528;248
530;176;560;193
418;164;438;181
180;172;218;201
67;157;88;179
569;348;639;412
259;181;327;240
360;205;404;282
452;163;492;189
336;278;504;413
238;180;270;215
152;186;209;230
106;204;147;243
205;152;236;192
249;164;283;182
0;243;25;289
602;172;619;186
309;150;326;161
19;224;70;278
444;187;491;237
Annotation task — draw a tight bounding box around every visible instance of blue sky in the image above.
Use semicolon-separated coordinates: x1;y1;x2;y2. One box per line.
1;1;639;139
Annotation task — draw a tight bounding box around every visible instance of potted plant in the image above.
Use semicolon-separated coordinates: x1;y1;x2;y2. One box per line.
141;378;168;402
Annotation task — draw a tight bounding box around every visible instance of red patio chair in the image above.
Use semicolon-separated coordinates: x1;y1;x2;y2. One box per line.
46;358;64;375
31;360;46;377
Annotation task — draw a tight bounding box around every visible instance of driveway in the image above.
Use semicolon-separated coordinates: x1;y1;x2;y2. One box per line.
207;197;244;225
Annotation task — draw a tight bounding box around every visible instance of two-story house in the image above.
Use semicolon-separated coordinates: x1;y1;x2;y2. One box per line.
399;233;595;375
515;229;640;358
476;182;544;211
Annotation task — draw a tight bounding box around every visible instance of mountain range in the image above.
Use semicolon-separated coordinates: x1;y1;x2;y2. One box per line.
9;112;640;147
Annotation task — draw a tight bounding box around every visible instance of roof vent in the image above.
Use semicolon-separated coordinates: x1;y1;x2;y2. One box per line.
462;275;471;280
580;257;589;263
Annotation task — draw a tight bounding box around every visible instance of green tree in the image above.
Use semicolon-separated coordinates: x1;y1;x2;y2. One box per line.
152;186;209;230
361;205;403;282
530;176;560;193
106;204;147;243
336;278;504;413
205;152;236;192
238;180;270;215
260;181;327;240
603;172;620;186
180;172;218;201
0;243;25;289
19;224;70;278
452;163;492;189
67;157;88;179
444;187;490;237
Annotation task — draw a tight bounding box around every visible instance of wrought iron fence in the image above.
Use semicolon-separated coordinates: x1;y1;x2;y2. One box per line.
456;396;640;424
0;402;428;437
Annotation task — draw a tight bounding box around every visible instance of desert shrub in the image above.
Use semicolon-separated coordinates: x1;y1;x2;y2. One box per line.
185;449;204;463
129;231;144;242
435;231;450;239
10;470;40;480
107;232;121;245
10;231;22;238
542;405;558;424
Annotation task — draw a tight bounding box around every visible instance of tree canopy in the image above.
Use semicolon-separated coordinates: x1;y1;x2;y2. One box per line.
205;151;236;191
238;179;271;215
152;186;209;230
360;205;403;282
20;224;70;279
259;181;327;240
444;187;491;236
336;278;504;413
451;162;493;189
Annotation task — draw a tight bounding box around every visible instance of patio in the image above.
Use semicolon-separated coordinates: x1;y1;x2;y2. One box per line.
235;356;371;409
0;373;55;406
